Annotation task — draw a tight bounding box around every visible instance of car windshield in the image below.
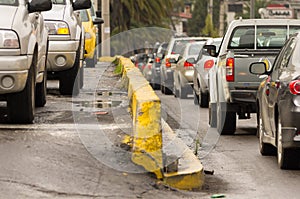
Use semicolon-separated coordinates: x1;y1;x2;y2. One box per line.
0;0;18;5
228;25;300;49
51;0;65;4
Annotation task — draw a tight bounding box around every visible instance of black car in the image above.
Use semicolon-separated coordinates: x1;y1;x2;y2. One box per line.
250;32;300;169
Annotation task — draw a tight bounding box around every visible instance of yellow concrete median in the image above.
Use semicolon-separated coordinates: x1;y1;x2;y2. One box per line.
117;56;204;190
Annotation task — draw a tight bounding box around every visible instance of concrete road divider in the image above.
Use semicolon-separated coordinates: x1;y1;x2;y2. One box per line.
115;56;204;190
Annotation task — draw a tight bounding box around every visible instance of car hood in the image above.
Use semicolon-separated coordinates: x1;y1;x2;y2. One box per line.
0;6;17;29
42;5;66;21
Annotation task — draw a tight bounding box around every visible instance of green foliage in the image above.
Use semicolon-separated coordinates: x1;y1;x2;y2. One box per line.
187;0;207;36
110;0;173;35
202;14;219;37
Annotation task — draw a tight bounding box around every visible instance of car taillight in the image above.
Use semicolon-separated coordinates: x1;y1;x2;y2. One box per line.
166;58;171;67
155;57;161;63
184;61;194;68
226;57;234;82
289;80;300;95
204;60;214;70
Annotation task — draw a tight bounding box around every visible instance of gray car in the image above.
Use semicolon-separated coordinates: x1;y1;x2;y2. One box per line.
250;32;300;169
42;0;91;95
0;0;52;123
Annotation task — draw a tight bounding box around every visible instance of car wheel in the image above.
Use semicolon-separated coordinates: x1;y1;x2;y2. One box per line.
59;46;81;96
277;113;297;169
179;85;188;99
258;109;276;155
160;83;165;94
217;102;236;135
35;69;47;107
86;50;97;68
193;91;199;105
80;65;84;89
7;63;35;124
209;102;217;128
199;91;209;108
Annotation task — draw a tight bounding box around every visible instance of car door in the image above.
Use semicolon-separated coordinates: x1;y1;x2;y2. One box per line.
267;37;296;136
28;0;47;74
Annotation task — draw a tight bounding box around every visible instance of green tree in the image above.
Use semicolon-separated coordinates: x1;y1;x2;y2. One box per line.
187;0;207;36
202;14;218;37
110;0;173;34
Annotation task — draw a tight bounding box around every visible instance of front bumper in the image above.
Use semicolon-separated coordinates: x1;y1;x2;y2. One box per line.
47;40;79;72
0;55;31;94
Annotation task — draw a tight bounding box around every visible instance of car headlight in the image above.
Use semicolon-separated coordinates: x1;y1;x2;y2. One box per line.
45;21;70;35
85;32;92;39
0;30;19;49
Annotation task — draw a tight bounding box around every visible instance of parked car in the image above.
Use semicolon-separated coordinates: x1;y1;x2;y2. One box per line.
80;8;103;68
42;0;91;95
0;0;52;123
193;37;222;107
173;41;206;99
160;36;210;95
142;54;154;82
149;42;168;90
250;32;300;169
208;19;300;134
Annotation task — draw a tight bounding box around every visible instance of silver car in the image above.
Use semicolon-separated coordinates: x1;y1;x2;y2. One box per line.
42;0;91;95
193;37;222;107
0;0;52;123
173;41;206;99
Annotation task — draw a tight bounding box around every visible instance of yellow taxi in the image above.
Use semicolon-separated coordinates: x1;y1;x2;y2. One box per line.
80;9;103;67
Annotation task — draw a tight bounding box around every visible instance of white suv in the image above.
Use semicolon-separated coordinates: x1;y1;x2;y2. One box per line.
0;0;52;123
42;0;91;95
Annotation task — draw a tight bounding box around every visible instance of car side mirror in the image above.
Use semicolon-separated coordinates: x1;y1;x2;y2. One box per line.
28;0;52;13
249;62;267;75
73;0;91;11
96;10;102;18
203;45;217;57
93;17;104;25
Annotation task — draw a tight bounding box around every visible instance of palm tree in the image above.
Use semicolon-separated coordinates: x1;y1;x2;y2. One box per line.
110;0;174;34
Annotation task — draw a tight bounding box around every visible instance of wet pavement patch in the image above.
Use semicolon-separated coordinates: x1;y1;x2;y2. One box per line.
73;100;123;109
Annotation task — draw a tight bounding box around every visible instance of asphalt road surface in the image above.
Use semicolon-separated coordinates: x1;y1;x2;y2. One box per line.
1;62;300;199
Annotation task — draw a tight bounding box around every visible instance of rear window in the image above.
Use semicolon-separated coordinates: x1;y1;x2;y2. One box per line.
0;0;18;5
172;39;205;54
228;25;300;49
188;43;204;55
52;0;65;4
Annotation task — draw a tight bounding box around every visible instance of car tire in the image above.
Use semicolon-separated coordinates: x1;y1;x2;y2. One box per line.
258;109;276;155
277;113;298;169
7;63;35;124
193;91;199;105
217;102;236;135
80;65;84;89
35;69;47;107
179;85;188;99
199;91;209;108
209;102;217;128
86;49;97;68
160;83;165;94
59;46;81;96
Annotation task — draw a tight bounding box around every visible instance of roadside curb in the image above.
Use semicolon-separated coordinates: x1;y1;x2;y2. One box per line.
114;56;205;190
